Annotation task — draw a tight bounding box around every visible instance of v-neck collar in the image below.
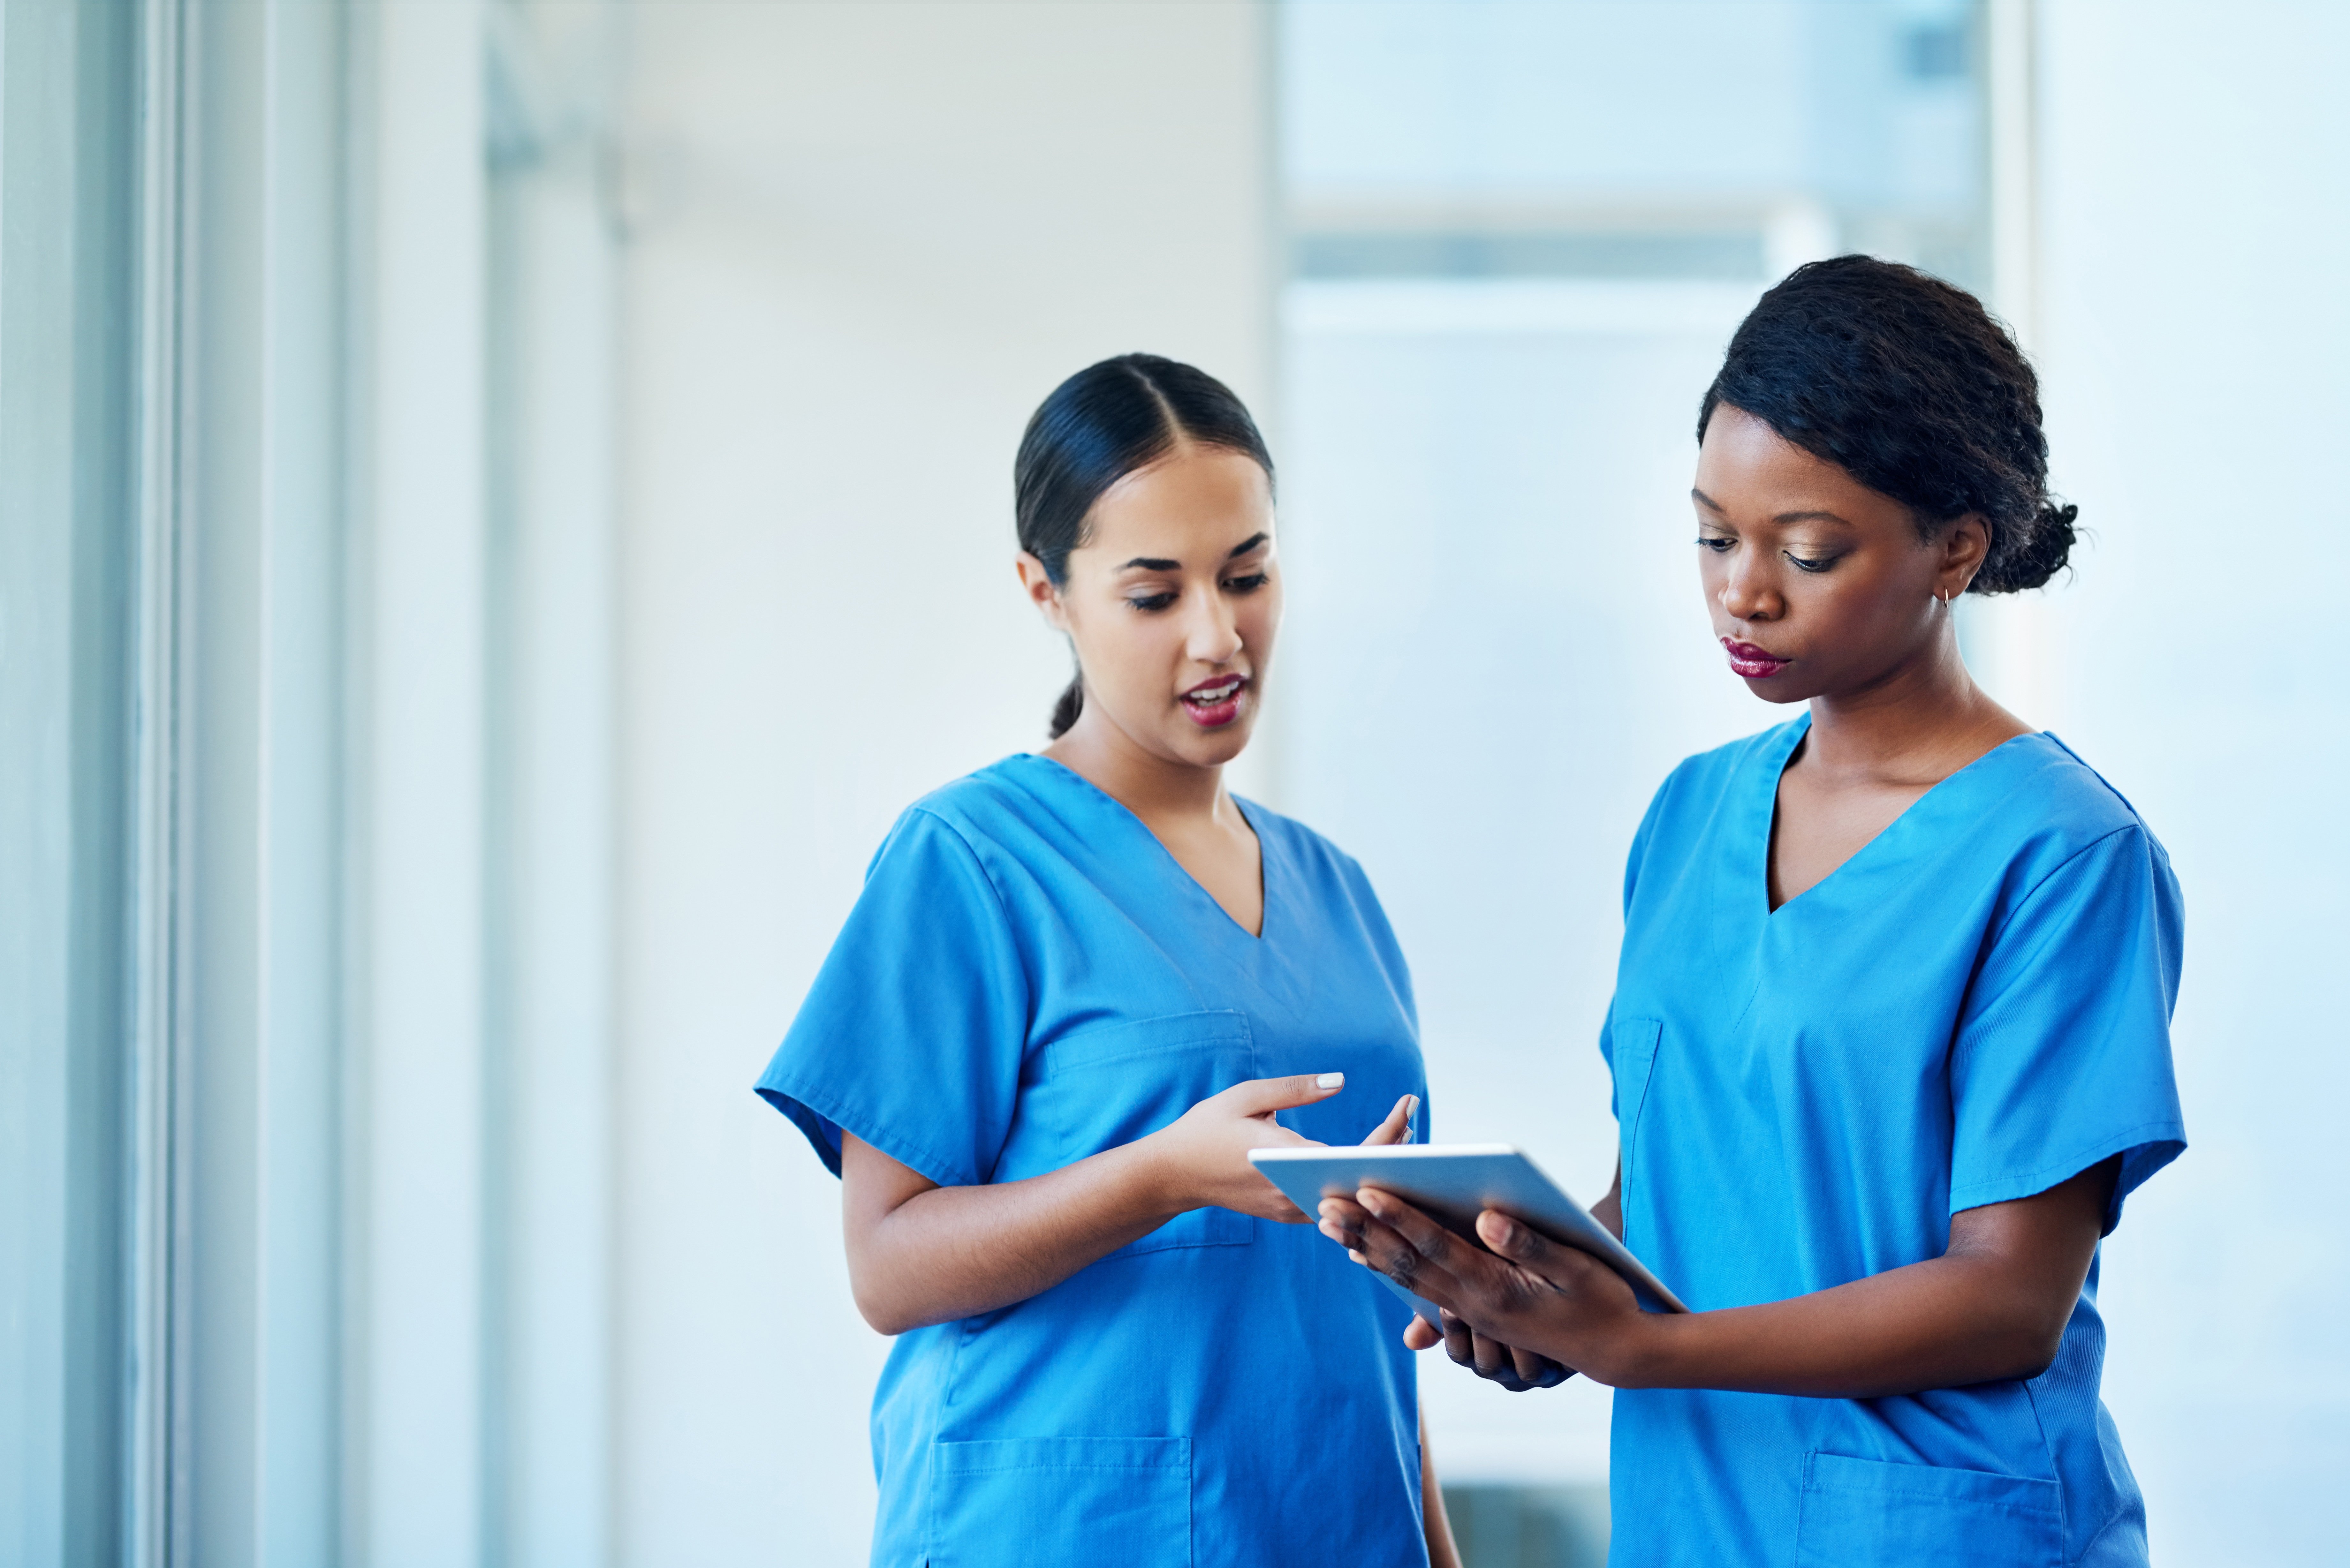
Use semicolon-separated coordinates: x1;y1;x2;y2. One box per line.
1015;753;1271;944
1755;713;2048;919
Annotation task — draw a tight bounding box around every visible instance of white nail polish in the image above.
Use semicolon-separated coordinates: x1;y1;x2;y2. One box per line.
1316;1072;1343;1088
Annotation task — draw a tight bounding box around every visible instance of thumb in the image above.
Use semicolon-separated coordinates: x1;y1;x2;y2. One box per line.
1226;1072;1346;1116
1477;1209;1558;1270
1360;1094;1418;1147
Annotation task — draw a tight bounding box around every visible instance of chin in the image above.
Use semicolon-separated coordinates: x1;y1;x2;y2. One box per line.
1170;718;1255;767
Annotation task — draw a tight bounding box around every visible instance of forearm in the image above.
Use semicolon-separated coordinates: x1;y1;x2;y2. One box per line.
1356;1157;2109;1404
1600;1252;2064;1397
851;1140;1180;1333
844;1073;1405;1334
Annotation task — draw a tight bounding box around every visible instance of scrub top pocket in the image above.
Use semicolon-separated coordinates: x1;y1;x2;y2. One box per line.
1014;1012;1260;1256
1795;1452;2061;1568
1610;1016;1663;1185
928;1436;1191;1568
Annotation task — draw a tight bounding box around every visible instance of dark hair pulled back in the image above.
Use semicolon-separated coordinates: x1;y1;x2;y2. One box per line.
1015;353;1274;739
1697;255;2076;594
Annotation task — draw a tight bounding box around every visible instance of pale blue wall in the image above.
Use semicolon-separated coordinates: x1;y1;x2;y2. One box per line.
2036;5;2350;1562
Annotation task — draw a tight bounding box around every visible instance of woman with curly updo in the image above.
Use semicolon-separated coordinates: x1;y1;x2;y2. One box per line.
1322;257;2187;1567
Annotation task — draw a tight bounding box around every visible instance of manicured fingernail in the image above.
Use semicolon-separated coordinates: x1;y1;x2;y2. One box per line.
1316;1073;1343;1088
1347;1250;1367;1265
1405;1095;1419;1119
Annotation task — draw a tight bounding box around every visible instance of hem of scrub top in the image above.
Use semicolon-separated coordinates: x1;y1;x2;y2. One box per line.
755;1075;972;1190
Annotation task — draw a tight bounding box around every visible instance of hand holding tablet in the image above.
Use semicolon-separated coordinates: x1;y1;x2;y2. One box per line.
1250;1144;1687;1390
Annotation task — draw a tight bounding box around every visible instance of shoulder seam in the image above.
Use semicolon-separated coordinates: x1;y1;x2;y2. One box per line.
905;804;1021;935
2035;732;2145;822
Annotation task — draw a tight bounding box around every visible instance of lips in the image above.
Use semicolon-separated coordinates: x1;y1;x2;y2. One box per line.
1180;674;1248;728
1721;638;1791;678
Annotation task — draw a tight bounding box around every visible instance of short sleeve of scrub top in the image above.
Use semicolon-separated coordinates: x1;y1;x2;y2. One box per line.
1601;720;2185;1568
757;806;1029;1189
1949;817;2187;1228
757;757;1432;1568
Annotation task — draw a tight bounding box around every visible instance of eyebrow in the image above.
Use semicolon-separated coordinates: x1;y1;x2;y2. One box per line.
1690;488;1855;527
1116;532;1271;572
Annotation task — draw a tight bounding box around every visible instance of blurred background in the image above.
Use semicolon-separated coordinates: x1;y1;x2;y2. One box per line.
3;2;2342;1565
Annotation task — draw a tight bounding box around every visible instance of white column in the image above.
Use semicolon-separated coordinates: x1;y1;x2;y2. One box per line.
180;2;349;1564
1960;0;2061;726
489;6;622;1562
349;3;490;1563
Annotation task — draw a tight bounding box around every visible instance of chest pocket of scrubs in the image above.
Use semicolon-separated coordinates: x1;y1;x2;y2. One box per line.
1796;1452;2061;1568
1612;1017;1664;1185
1020;1011;1257;1256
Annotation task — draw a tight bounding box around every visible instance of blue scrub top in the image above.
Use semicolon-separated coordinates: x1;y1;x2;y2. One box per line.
758;754;1432;1568
1605;717;2185;1568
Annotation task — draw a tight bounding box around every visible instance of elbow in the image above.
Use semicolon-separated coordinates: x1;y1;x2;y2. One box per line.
850;1268;958;1337
2015;1325;2066;1383
845;1259;912;1337
855;1301;908;1338
1983;1313;2069;1384
1995;1343;2059;1384
849;1278;916;1338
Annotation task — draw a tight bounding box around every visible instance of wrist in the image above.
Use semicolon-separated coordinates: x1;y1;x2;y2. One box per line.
1119;1129;1192;1221
1593;1308;1683;1390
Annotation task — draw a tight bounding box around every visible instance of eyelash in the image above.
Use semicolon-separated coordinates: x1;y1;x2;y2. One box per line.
1694;538;1840;574
1124;573;1269;613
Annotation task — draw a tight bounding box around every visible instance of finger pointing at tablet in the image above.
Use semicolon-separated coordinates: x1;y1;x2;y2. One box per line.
1361;1094;1419;1147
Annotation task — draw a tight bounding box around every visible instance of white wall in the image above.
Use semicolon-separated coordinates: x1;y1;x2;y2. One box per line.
2030;4;2350;1562
610;5;1272;1560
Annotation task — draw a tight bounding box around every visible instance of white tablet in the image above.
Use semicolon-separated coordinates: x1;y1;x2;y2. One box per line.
1249;1143;1689;1323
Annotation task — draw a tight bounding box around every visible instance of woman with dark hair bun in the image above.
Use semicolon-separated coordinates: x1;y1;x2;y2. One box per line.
1323;259;2187;1567
757;354;1461;1568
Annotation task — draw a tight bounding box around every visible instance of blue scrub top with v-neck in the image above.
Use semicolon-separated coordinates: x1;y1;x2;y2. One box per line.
1603;716;2185;1568
757;754;1431;1568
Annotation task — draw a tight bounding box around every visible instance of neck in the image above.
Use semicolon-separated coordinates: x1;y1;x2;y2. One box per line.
1045;709;1232;829
1802;621;2023;782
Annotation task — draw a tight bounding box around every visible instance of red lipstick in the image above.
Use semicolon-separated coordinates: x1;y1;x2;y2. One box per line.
1179;672;1248;728
1722;638;1791;679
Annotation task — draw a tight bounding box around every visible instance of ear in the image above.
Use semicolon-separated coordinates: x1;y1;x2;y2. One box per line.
1015;551;1070;632
1936;514;1991;599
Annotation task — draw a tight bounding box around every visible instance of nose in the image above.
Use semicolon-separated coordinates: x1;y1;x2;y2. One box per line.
1717;548;1784;624
1183;584;1244;666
